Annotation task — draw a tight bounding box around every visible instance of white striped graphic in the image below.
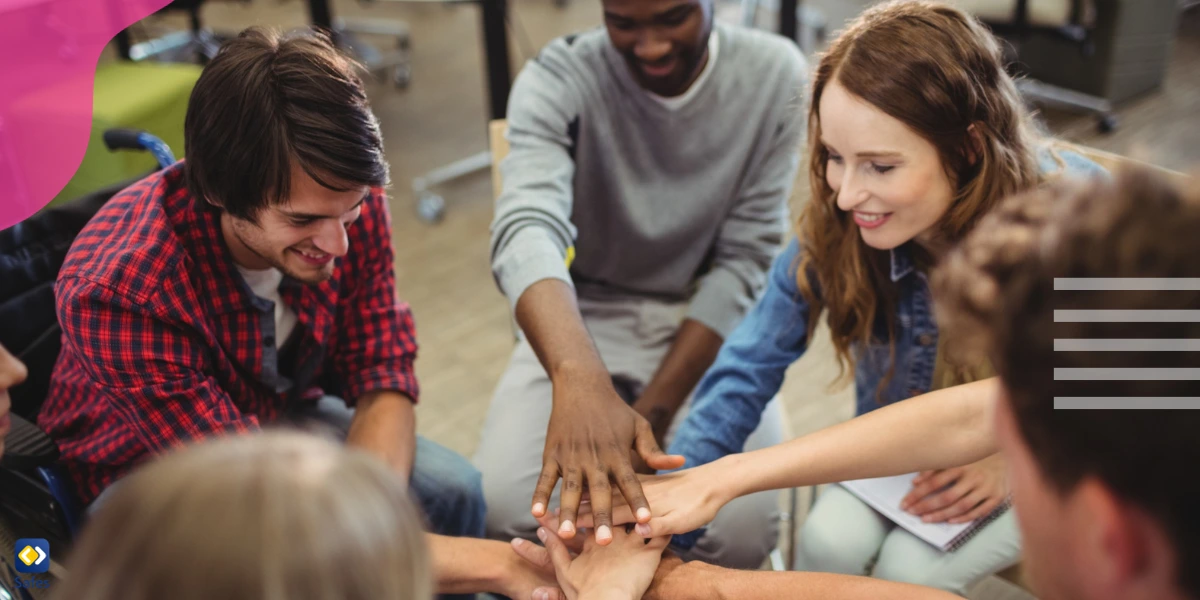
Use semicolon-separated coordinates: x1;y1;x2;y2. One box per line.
1055;339;1200;351
1055;278;1200;290
1055;397;1200;409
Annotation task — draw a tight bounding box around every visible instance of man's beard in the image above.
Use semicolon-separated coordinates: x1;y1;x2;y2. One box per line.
230;224;329;285
629;31;710;97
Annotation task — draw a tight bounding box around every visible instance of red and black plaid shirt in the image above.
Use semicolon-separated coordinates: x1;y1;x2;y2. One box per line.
39;162;419;505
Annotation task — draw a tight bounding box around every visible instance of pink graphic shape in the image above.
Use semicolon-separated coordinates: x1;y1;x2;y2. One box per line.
0;0;171;230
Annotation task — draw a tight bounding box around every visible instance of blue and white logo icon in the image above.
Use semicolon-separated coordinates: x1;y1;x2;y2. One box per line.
14;539;49;574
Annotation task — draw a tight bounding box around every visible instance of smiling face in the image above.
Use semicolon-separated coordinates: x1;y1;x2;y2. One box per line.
601;0;712;97
221;164;368;285
819;78;957;252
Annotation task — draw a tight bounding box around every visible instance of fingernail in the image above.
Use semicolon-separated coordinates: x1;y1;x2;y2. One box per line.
597;525;612;542
535;590;548;600
554;507;561;516
533;502;545;515
560;520;575;534
636;523;652;536
637;507;652;521
511;538;525;548
537;527;548;542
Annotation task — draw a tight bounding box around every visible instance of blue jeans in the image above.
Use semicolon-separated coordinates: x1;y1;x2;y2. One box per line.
409;435;488;539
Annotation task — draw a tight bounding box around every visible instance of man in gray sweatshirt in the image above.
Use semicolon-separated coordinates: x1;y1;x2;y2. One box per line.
474;0;807;568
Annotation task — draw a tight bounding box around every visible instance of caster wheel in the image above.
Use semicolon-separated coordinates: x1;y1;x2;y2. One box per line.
397;36;410;52
393;64;412;89
417;193;445;223
1097;113;1118;134
554;0;568;7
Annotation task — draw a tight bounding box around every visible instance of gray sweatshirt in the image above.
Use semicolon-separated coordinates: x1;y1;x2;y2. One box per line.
490;23;807;337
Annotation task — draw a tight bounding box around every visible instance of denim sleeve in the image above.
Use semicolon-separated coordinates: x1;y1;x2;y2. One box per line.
666;238;812;471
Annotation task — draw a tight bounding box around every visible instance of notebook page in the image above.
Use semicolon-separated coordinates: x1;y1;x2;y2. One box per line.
839;473;973;551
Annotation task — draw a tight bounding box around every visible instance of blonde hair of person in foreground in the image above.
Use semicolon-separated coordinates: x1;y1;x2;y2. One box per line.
53;431;431;600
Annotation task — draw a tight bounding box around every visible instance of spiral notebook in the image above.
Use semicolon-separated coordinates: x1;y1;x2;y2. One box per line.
840;473;1011;552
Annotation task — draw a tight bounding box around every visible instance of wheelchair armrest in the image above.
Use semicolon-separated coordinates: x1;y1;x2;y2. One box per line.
0;413;59;470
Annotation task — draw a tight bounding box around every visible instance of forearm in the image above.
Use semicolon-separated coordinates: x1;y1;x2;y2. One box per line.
579;591;636;600
651;562;955;600
633;319;723;434
347;390;416;481
428;534;522;596
719;378;1001;498
515;279;609;387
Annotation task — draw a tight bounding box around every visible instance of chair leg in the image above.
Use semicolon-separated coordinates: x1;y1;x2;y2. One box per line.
786;485;801;570
412;151;493;223
333;19;412;89
1016;78;1119;133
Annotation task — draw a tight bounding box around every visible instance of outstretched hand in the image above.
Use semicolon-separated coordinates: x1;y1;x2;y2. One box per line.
511;525;670;600
535;375;684;546
561;465;732;541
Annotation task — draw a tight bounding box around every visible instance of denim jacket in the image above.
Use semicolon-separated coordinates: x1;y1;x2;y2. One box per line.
667;147;1107;475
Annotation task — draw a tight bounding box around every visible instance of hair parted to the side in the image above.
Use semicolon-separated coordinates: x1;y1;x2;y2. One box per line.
184;26;389;222
55;431;432;600
933;166;1200;598
796;0;1040;394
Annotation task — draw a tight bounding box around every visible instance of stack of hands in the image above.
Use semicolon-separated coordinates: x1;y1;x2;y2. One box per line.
502;356;1008;600
511;509;672;600
503;451;1008;600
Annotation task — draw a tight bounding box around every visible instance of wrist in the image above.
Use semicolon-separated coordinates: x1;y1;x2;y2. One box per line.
579;587;639;600
710;455;751;502
548;357;610;388
646;561;720;600
480;541;522;596
632;398;673;431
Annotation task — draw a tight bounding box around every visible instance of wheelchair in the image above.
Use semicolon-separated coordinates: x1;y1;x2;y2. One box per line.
0;130;175;598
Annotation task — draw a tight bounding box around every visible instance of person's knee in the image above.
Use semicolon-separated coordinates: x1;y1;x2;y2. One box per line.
441;461;486;523
412;444;487;537
691;518;778;569
796;512;877;574
870;556;945;589
480;469;539;540
872;536;1015;594
687;493;781;569
871;555;980;595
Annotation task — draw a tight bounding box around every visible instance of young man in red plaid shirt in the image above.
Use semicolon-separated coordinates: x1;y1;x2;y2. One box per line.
36;28;565;599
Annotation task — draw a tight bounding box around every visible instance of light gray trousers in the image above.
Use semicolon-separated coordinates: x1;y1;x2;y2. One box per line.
795;484;1023;595
473;295;787;569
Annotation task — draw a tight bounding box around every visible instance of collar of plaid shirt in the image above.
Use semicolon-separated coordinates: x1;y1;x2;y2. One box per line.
171;166;339;396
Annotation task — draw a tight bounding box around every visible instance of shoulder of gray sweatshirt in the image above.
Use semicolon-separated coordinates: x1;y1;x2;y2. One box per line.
490;22;808;337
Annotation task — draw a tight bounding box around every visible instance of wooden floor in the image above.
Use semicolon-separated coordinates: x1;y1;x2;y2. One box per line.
129;2;1197;596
